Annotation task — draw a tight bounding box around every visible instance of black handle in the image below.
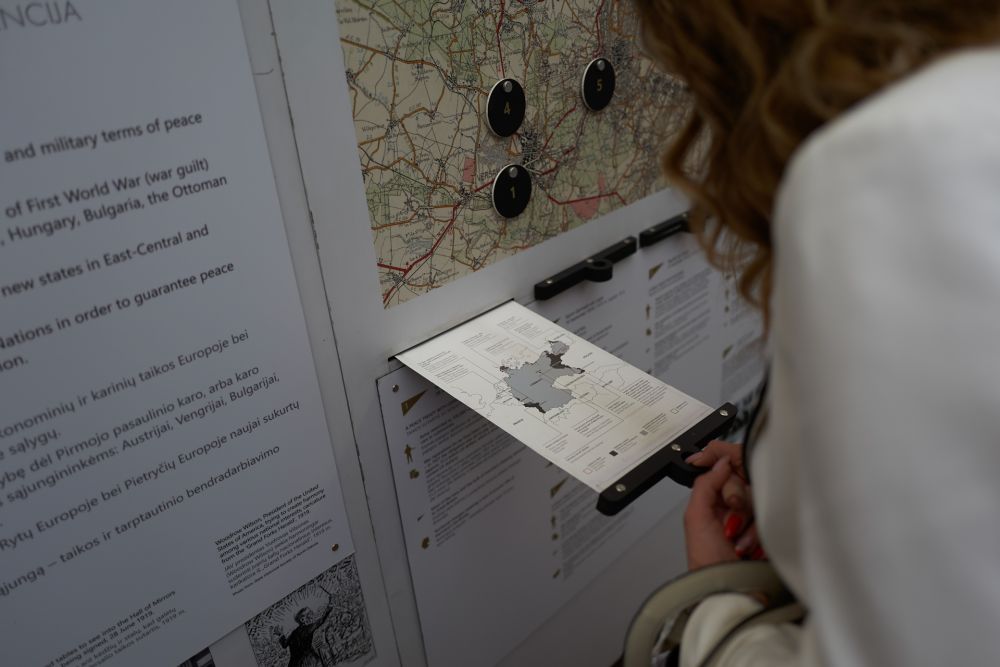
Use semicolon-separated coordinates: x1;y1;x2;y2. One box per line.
534;237;637;300
596;403;737;516
638;212;690;248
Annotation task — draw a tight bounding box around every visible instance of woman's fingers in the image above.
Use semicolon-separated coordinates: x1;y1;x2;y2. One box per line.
685;457;731;524
684;457;742;570
723;512;746;540
689;456;731;503
721;472;750;512
734;522;759;558
685;439;743;468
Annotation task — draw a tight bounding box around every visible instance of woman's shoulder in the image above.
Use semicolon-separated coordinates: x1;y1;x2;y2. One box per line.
779;47;1000;212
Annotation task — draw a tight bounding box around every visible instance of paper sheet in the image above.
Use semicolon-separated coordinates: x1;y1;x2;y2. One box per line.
397;301;714;492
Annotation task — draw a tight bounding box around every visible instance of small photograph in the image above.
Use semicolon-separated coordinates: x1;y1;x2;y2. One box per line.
246;555;374;667
178;647;215;667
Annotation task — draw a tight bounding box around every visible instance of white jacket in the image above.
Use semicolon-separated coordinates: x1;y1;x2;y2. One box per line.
681;47;1000;666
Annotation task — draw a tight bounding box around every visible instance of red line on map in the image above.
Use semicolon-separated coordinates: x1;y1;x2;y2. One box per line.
545;191;626;207
496;1;506;77
377;262;407;272
542;105;578;152
381;204;461;304
595;0;606;54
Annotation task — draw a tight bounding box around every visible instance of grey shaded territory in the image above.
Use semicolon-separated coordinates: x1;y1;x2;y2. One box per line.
500;340;584;414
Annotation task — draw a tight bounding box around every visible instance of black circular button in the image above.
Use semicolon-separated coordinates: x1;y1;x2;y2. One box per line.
486;78;526;137
492;164;532;218
581;58;616;111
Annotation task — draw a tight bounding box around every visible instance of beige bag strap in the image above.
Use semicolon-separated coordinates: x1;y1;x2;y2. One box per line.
624;561;795;667
697;601;807;667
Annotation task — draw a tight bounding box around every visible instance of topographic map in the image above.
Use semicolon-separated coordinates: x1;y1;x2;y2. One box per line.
333;0;689;307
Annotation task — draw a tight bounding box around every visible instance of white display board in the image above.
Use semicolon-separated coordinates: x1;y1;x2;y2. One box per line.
0;1;393;665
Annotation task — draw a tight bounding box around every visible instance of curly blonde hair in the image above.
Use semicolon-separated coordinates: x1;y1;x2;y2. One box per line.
634;0;1000;317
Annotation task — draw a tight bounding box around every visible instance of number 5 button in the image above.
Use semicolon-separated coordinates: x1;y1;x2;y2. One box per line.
492;164;532;218
581;58;616;111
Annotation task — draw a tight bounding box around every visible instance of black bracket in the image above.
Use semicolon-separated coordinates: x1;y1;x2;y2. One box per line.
596;403;737;516
534;236;637;301
638;212;690;248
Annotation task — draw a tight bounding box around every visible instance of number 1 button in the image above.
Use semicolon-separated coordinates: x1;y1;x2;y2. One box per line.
492;164;532;218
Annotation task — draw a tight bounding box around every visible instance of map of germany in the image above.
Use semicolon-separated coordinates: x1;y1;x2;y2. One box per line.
333;0;689;307
500;340;583;414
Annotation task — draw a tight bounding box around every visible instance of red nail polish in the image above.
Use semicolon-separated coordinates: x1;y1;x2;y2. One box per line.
724;514;744;540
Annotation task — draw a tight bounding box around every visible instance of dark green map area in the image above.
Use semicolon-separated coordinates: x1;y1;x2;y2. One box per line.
500;340;583;414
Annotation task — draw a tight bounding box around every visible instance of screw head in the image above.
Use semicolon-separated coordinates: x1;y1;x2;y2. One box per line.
596;59;606;71
503;80;513;93
508;166;519;179
392;384;400;393
670;443;682;452
614;483;627;494
720;409;730;417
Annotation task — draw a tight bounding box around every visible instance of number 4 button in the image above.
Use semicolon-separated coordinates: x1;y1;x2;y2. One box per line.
486;78;526;137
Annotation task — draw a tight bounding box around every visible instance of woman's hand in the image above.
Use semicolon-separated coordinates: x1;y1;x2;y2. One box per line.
683;441;764;570
685;439;746;482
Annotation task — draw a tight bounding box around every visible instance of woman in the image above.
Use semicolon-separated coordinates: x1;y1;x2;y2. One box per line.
633;1;1000;664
